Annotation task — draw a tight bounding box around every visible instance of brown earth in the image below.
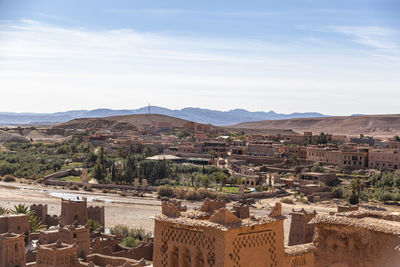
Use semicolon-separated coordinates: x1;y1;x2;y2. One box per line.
230;114;400;137
53;114;212;131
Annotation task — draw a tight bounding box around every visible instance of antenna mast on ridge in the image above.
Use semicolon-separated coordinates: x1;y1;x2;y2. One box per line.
148;103;151;114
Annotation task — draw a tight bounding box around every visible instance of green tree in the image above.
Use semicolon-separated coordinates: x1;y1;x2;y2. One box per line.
197;173;211;188
317;132;328;145
311;162;324;173
123;155;137;183
348;178;362;205
92;147;106;182
88;219;102;233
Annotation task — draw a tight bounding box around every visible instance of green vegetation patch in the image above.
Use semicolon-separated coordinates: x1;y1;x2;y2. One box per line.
60;176;82;182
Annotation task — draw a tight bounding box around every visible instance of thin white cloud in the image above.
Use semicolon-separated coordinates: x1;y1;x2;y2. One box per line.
330;26;400;59
0;20;399;115
108;8;282;18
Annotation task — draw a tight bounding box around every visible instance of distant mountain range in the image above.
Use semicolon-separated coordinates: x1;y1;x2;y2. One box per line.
0;106;328;126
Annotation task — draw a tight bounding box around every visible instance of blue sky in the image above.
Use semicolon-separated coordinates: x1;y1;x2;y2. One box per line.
0;0;399;115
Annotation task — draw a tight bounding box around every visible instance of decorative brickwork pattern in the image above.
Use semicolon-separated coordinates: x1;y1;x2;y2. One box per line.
160;227;216;267
230;230;277;267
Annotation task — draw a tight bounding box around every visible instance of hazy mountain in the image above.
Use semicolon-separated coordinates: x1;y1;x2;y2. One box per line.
0;106;327;126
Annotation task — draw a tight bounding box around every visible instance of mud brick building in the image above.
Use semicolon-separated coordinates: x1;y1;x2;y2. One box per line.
311;210;400;267
153;200;315;267
288;209;316;246
0;231;26;267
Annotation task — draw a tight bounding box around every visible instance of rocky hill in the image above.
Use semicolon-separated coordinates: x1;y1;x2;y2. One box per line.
230;115;400;137
0;130;30;143
53;113;209;131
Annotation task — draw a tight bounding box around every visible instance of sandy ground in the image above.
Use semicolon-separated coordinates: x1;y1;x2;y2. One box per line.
1;181;398;245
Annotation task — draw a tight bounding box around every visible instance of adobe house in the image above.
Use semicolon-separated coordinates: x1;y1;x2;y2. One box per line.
58;222;90;258
288;209;316;246
60;199;105;231
35;240;78;267
0;213;30;243
153;200;315;267
0;231;26;267
60;199;88;226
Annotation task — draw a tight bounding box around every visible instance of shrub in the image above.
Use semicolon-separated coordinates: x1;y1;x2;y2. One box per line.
332;187;343;198
311;162;324;173
300;198;309;204
121;236;141;248
102;189;109;194
2;174;16;182
110;224;130;238
255;185;268;192
185;189;201;200
111;225;152;248
88;219;101;233
69;184;79;190
280;198;294;204
174;188;186;199
198;188;216;199
157;185;174;198
348;193;359;205
83;184;93;191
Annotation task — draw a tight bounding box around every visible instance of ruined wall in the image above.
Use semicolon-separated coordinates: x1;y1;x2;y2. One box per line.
45;215;60;227
288;211;316;246
200;198;226;213
87;206;105;232
285;244;315;267
60;199;88;226
90;237;118;254
113;242;153;261
85;253;148;267
30;204;48;224
313;224;400;267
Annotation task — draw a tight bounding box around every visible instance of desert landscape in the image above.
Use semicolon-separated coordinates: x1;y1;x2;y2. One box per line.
1;0;399;266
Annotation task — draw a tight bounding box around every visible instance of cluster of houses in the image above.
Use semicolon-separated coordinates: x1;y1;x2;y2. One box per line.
0;199;153;267
80;126;400;172
1;197;399;267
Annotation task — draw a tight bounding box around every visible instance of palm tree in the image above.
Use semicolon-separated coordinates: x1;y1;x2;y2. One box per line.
13;204;30;214
30;215;45;232
349;178;362;204
0;207;9;215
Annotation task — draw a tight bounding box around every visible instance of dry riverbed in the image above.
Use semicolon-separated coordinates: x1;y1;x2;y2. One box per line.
1;181;397;245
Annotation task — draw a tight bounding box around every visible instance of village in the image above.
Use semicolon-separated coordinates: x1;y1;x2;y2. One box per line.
1;119;400;266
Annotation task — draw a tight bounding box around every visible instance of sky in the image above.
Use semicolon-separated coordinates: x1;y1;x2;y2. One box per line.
0;0;399;115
